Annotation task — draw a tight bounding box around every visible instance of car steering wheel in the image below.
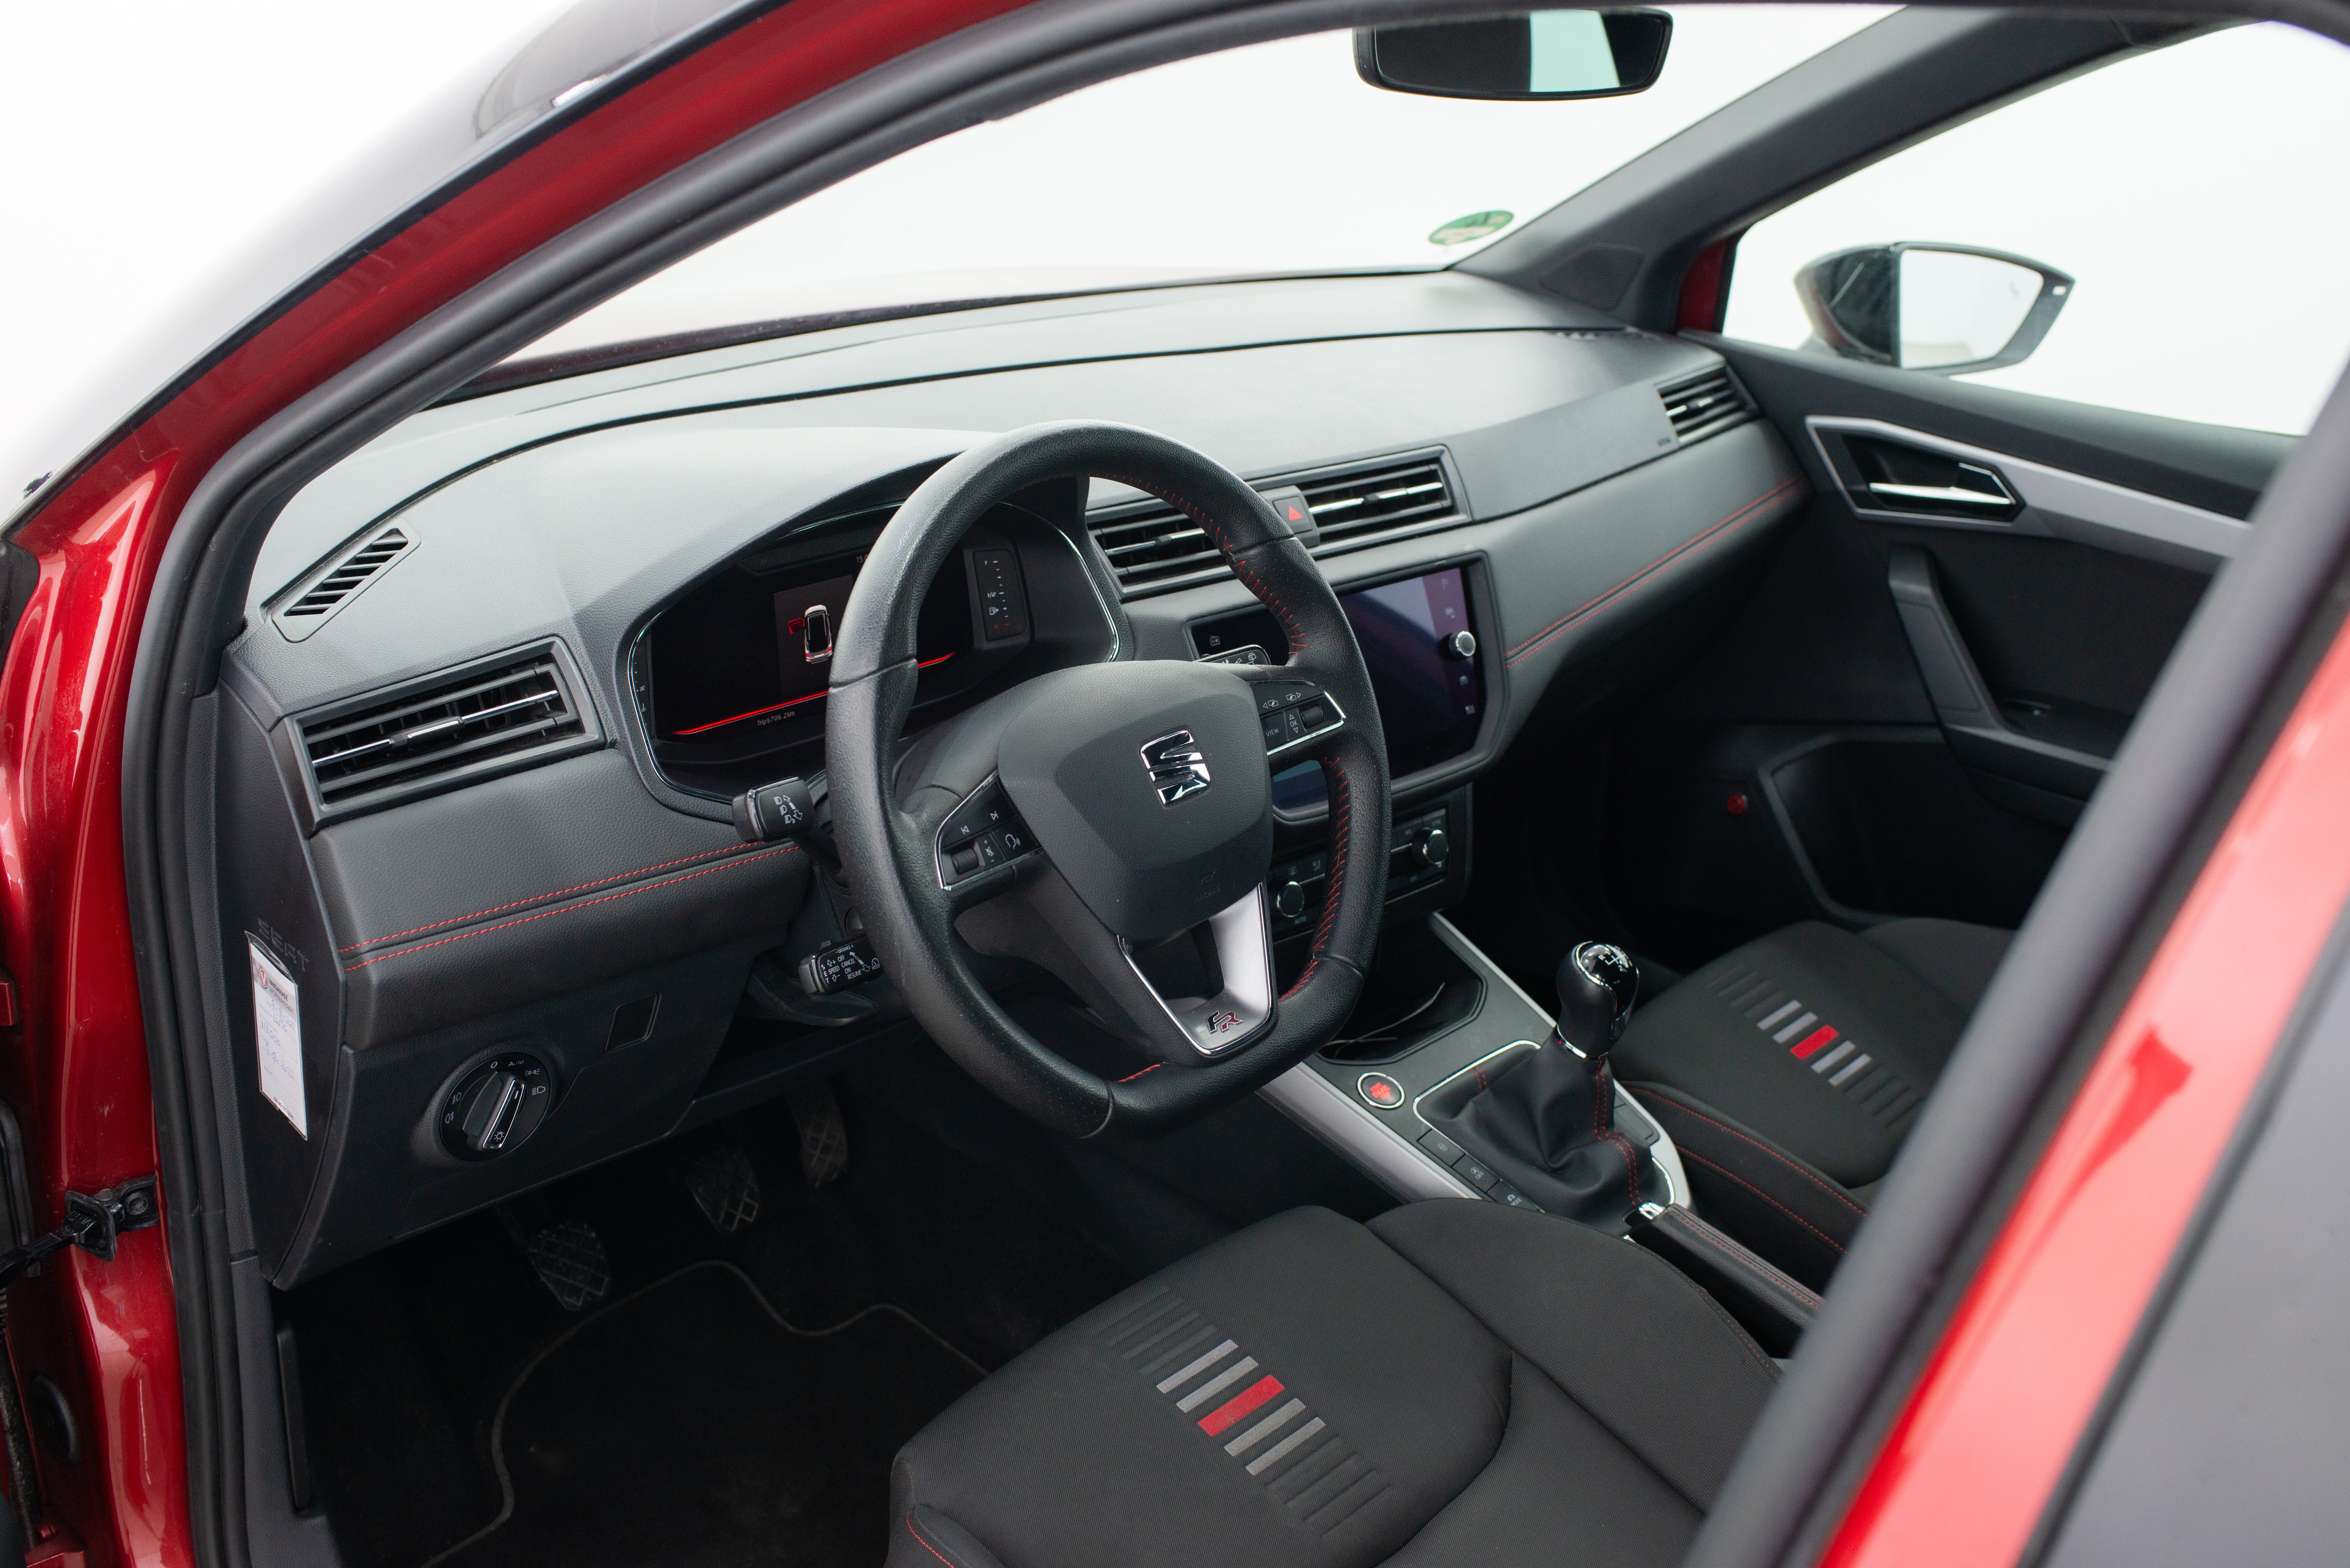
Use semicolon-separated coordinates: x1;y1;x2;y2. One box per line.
826;422;1391;1137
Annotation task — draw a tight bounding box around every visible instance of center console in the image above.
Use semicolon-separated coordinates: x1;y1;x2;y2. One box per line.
1260;914;1690;1217
1181;560;1696;1223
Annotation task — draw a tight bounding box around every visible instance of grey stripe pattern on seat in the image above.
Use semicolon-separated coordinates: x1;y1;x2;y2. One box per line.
1095;1286;1389;1536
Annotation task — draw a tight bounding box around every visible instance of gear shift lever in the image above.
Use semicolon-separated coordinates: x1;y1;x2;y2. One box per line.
1553;941;1638;1057
1456;941;1648;1221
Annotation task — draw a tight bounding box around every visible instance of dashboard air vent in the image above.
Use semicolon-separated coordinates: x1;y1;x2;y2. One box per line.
1294;458;1456;549
1088;501;1224;593
273;524;414;641
1659;367;1755;445
291;644;597;825
1087;452;1462;596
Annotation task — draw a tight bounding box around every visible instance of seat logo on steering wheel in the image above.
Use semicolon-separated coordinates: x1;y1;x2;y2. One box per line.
1141;728;1213;806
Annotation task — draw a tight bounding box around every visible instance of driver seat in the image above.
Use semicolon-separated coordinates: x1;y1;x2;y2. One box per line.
886;1201;1779;1568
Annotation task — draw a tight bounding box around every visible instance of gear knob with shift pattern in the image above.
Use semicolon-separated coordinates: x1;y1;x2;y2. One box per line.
1451;940;1650;1225
1554;941;1638;1056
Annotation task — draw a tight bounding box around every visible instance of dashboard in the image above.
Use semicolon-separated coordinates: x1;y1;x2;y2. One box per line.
213;270;1807;1285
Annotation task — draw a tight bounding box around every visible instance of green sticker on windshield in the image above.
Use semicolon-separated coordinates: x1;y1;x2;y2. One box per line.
1429;211;1513;246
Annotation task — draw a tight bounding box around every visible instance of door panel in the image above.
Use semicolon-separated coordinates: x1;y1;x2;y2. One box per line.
1607;336;2268;959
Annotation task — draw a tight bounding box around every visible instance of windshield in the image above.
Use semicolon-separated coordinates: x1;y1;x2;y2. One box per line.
519;5;1893;361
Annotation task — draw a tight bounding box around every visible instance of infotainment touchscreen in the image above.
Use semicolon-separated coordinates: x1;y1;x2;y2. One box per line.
1189;565;1485;808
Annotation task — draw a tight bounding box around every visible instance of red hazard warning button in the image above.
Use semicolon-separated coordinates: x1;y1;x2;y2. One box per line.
1357;1072;1405;1110
1261;485;1314;538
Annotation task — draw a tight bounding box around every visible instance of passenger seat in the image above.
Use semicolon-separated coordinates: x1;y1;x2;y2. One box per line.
1613;919;2011;1289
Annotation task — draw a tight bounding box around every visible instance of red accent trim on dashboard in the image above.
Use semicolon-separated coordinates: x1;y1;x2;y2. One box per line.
1819;597;2350;1568
670;652;955;736
674;688;828;735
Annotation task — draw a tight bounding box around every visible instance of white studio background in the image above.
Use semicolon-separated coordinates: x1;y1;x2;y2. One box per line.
5;5;2346;501
1724;21;2350;436
523;7;1892;357
0;0;575;499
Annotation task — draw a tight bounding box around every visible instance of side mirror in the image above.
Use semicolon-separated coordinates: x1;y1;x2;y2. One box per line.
1354;9;1671;101
1793;243;2074;375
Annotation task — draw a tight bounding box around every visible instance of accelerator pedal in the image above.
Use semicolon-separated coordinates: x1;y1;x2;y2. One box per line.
682;1146;762;1233
788;1083;848;1190
523;1221;610;1312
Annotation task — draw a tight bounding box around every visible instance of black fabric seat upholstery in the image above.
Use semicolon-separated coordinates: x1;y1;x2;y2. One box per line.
887;1202;1779;1568
1614;918;2011;1289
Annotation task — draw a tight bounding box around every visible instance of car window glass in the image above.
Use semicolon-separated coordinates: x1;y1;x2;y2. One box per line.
1721;23;2350;435
515;6;1892;362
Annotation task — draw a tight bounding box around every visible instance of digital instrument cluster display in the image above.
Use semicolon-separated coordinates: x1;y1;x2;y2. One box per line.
643;550;976;746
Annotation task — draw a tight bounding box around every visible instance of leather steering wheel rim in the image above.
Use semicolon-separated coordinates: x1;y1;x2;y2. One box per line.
826;421;1391;1138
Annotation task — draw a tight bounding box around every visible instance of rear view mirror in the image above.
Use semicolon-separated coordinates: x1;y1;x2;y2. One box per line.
1794;242;2073;375
1354;9;1671;101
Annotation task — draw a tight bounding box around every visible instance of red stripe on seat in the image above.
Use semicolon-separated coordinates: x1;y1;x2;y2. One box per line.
1791;1025;1838;1060
1198;1375;1285;1435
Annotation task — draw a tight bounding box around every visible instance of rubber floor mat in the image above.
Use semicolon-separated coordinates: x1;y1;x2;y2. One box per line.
420;1261;982;1568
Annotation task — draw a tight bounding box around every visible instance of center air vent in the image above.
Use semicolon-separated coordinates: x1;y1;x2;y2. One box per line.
1087;452;1461;596
289;643;600;827
273;523;415;641
1658;367;1756;445
1296;458;1456;547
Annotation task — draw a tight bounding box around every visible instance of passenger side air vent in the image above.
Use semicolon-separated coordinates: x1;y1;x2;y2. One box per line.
1659;367;1756;445
288;643;601;827
1087;451;1463;596
272;523;415;641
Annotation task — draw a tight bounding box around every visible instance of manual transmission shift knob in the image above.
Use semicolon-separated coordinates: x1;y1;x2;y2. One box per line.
1552;942;1639;1056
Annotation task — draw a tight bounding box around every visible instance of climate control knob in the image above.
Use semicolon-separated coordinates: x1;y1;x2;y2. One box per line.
1274;880;1307;919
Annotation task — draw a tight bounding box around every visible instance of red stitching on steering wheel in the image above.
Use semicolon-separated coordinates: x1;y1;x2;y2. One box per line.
1098;469;1308;659
1282;765;1351;1002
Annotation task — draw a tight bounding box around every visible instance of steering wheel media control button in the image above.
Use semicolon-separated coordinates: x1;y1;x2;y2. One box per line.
935;776;1036;886
1417;1127;1467;1166
1356;1072;1406;1110
1262;684;1346;758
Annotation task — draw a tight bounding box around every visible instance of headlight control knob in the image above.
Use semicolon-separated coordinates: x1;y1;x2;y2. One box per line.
438;1052;553;1159
1418;829;1450;868
1274;880;1307;919
1442;630;1477;660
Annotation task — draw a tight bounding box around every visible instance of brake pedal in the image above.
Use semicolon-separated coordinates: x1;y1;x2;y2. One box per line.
788;1083;848;1190
524;1221;610;1312
682;1146;762;1233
